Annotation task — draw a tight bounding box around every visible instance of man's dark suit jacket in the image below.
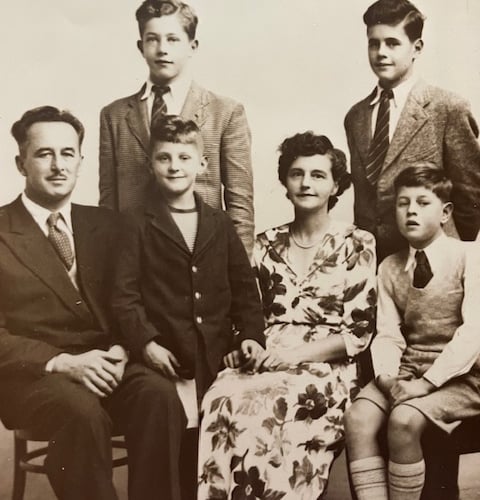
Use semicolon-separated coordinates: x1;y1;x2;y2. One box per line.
345;80;480;259
0;197;120;381
111;190;265;384
99;81;254;255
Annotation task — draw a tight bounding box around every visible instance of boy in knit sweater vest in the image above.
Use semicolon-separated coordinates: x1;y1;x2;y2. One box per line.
343;165;480;500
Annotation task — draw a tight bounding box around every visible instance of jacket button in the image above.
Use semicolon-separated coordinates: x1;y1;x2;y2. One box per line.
75;300;82;305
196;316;203;324
194;292;201;300
191;265;198;273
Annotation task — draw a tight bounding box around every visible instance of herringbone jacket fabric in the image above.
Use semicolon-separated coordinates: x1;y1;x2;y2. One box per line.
99;81;254;255
345;80;480;260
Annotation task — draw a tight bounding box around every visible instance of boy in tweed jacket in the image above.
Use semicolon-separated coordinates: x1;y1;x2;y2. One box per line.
344;0;480;261
344;166;480;500
99;0;255;256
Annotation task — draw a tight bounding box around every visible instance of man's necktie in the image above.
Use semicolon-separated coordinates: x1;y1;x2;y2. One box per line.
47;213;74;270
365;88;394;185
413;250;433;289
151;85;170;128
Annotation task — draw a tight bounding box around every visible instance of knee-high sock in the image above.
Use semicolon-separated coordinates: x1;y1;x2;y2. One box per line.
389;459;425;500
349;456;388;500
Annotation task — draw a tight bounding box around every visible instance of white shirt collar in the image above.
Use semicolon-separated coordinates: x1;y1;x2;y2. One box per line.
370;73;418;109
404;231;447;274
21;192;73;233
141;73;192;105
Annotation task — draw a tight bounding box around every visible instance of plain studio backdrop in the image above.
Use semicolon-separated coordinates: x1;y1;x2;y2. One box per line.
0;0;479;233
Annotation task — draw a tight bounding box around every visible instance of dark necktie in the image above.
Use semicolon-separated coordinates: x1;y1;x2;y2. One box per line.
365;88;394;185
47;212;74;270
151;85;170;128
413;250;433;289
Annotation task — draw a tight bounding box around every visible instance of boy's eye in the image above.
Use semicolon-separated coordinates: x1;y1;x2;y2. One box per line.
368;40;379;49
180;155;191;161
312;172;326;179
168;36;180;43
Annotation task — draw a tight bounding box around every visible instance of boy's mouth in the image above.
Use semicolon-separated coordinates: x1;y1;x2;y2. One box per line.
406;220;419;227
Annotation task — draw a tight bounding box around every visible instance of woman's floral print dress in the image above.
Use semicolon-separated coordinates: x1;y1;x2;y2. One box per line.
198;221;376;500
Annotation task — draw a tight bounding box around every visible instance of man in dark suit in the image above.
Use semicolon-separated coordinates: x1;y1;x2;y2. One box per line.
0;106;177;500
99;0;255;256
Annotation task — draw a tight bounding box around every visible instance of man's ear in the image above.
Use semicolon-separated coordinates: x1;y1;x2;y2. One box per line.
441;201;453;224
15;155;26;176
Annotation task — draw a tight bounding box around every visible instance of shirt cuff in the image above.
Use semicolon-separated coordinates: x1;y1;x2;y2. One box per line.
45;356;58;373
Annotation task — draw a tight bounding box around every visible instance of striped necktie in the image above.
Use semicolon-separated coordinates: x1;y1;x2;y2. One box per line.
151;85;170;128
47;212;74;270
365;88;394;185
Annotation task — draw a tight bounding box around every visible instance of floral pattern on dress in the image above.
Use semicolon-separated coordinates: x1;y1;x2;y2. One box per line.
198;220;376;500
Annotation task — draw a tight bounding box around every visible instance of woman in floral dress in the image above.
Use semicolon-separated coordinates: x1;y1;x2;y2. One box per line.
197;132;376;500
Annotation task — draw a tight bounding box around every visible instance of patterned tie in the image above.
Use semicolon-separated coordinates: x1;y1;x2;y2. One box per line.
413;250;433;289
365;88;394;185
151;85;170;128
47;213;74;270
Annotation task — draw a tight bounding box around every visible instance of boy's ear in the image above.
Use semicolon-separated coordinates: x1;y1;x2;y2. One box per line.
190;39;199;52
441;201;454;224
137;39;144;55
413;38;424;59
200;155;208;173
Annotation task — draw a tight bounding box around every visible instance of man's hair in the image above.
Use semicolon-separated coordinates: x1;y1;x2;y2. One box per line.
11;105;85;151
363;0;425;41
394;164;453;203
150;115;203;152
136;0;198;39
277;131;351;210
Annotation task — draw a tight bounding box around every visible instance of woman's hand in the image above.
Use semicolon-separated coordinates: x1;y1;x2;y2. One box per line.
258;348;300;372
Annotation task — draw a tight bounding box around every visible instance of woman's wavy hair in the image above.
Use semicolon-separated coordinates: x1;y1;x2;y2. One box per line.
277;131;351;210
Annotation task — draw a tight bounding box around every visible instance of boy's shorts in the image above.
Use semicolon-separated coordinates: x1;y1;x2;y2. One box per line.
355;373;480;433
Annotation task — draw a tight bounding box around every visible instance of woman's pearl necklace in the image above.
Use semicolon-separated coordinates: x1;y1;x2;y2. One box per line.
289;231;323;249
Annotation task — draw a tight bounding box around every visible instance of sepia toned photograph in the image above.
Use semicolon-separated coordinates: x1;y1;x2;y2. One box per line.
0;1;479;499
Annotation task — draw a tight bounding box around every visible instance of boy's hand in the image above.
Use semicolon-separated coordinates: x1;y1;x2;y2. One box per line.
239;339;265;371
374;374;396;397
390;377;436;406
143;341;180;379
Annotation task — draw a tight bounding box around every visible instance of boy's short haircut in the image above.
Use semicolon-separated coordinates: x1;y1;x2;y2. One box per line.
135;0;198;39
363;0;425;41
11;105;85;152
394;164;453;203
150;115;203;153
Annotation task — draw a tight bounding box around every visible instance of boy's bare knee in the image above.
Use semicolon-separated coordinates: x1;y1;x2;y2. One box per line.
345;399;382;440
388;405;425;442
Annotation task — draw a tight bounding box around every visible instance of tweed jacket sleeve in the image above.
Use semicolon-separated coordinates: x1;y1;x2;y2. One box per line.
99;107;118;210
443;96;480;240
220;102;255;258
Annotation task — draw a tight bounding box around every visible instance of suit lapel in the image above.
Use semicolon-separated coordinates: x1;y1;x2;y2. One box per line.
145;191;191;254
2;198;91;321
181;82;210;129
72;206;108;330
193;195;217;257
125;86;150;154
382;81;430;173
